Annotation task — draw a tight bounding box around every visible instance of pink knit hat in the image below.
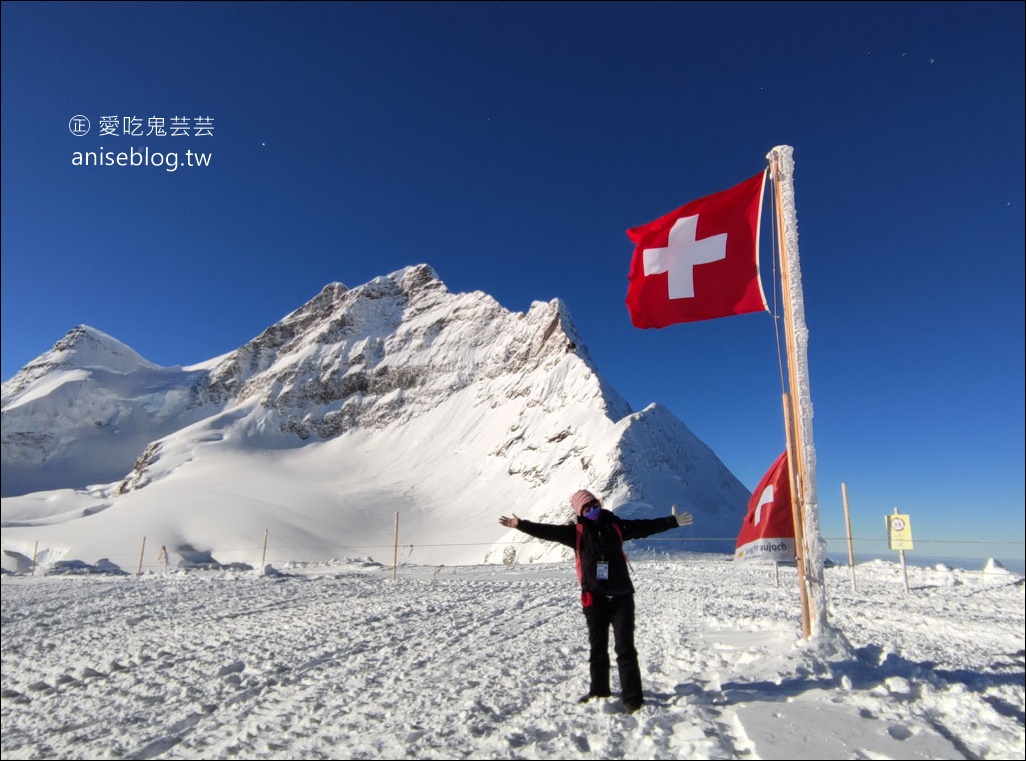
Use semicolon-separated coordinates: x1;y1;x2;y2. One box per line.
571;489;600;515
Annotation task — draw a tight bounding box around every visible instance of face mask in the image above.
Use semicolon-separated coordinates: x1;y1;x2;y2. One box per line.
584;505;601;521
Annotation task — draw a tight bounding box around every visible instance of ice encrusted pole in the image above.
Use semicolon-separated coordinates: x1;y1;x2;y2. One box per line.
767;145;829;638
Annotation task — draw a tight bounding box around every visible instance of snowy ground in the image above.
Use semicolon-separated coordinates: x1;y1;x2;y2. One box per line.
1;556;1023;760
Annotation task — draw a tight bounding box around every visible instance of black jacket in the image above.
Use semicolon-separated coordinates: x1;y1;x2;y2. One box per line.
516;509;677;597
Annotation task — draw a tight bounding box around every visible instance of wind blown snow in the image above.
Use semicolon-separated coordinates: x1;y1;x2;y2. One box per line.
2;556;1022;760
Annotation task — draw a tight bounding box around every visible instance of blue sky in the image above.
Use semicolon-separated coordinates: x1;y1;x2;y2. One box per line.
2;1;1023;563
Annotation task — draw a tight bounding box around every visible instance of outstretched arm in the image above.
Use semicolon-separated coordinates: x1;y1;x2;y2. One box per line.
498;514;576;548
619;505;695;541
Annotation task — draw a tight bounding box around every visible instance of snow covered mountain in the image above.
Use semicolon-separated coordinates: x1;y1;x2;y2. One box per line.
1;264;750;570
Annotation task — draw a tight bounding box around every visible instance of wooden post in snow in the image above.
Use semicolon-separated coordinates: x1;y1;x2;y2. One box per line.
842;482;857;591
782;391;811;637
137;536;147;577
767;145;828;638
393;512;399;582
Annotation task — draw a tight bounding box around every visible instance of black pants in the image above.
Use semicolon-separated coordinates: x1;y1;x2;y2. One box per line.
583;593;642;705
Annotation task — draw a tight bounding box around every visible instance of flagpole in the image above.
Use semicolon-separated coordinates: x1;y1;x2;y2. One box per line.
782;391;811;638
767;145;828;638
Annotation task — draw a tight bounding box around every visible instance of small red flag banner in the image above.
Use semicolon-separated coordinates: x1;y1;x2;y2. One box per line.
626;171;768;327
735;451;795;563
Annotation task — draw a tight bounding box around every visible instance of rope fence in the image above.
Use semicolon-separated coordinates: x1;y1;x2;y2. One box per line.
5;530;1024;579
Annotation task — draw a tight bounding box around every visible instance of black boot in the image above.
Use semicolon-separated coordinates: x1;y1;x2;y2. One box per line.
623;696;644;714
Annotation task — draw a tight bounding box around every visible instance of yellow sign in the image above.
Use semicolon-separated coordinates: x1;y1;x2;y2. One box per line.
886;513;914;550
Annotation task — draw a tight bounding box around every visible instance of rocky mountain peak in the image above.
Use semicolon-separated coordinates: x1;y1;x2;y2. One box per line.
194;264;619;440
2;325;157;404
1;265;750;566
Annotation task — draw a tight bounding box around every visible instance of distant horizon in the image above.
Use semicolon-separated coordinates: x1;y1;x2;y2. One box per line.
12;546;1023;579
628;543;1026;575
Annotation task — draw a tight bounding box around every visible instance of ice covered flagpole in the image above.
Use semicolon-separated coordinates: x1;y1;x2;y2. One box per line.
767;145;829;638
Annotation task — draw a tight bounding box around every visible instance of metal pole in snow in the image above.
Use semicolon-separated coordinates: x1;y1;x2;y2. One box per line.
895;507;910;593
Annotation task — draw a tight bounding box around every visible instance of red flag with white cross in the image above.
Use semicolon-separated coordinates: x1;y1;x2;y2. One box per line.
735;451;795;563
625;171;768;327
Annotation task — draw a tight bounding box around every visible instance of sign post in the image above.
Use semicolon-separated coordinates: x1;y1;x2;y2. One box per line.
886;507;913;593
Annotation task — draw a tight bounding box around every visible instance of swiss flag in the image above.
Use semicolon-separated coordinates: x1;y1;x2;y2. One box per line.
626;171;768;327
735;451;796;563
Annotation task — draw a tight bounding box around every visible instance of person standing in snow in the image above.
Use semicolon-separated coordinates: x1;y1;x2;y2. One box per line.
498;489;693;714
